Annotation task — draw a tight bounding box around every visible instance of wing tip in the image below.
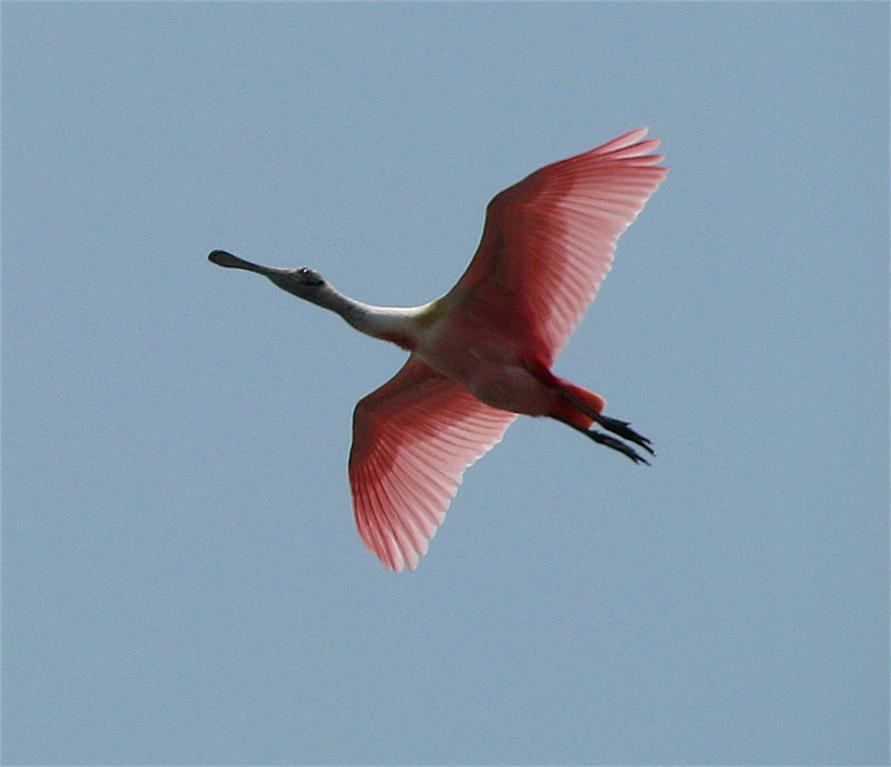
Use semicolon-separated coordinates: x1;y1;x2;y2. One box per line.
592;126;651;154
593;130;664;163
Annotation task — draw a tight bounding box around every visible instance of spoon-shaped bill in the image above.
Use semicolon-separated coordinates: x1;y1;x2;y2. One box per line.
208;250;284;277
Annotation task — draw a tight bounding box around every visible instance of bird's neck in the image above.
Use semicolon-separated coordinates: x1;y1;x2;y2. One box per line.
300;283;423;350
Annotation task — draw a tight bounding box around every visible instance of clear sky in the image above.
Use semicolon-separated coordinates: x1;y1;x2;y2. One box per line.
3;3;888;764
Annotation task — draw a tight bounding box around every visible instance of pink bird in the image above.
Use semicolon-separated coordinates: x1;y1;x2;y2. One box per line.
209;127;667;571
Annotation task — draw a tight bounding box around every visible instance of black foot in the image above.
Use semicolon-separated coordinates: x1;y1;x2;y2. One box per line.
586;429;650;465
557;389;655;456
593;414;655;456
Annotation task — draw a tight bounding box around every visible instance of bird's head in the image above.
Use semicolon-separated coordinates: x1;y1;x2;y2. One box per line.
208;250;327;299
278;265;326;292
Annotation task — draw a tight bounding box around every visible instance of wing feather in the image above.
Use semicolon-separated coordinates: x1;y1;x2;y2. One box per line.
349;357;517;571
446;128;667;364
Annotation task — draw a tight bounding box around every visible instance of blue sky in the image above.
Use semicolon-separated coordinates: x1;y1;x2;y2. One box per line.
3;3;888;764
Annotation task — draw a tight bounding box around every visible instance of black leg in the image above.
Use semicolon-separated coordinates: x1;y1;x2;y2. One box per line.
558;390;655;455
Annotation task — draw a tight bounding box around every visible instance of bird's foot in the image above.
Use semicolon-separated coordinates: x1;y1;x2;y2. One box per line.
593;414;655;456
586;429;650;465
558;389;654;456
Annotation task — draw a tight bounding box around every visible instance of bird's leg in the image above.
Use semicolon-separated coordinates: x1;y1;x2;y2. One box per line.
567;423;650;465
558;390;654;456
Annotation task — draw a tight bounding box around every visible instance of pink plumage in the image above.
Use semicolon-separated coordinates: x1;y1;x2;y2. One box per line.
348;129;667;570
349;358;516;571
448;127;667;366
209;128;668;572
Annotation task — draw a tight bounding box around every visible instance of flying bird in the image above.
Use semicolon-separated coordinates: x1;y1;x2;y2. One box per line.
209;127;667;571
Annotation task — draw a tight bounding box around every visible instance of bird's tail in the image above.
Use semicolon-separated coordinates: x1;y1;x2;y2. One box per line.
549;378;606;430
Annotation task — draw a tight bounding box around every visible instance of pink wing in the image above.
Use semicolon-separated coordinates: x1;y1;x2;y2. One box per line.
447;127;668;366
349;356;517;571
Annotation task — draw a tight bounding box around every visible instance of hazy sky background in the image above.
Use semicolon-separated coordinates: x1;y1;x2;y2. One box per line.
3;3;888;764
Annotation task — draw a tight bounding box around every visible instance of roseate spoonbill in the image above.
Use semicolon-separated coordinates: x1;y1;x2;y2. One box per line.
209;127;667;571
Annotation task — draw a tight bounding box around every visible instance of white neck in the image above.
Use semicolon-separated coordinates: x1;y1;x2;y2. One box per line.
296;282;427;350
208;252;432;351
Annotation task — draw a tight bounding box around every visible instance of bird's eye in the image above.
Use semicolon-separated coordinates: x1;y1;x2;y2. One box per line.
295;267;323;287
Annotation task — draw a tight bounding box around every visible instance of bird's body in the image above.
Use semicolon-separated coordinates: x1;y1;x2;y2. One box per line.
209;127;668;571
